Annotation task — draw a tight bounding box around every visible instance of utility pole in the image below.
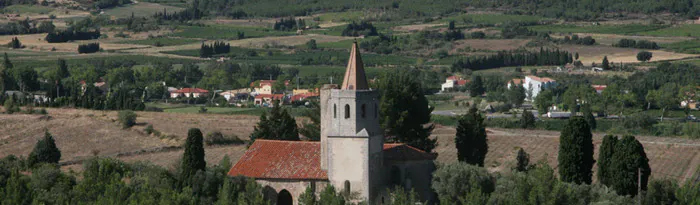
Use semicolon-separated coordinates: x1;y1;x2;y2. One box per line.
638;168;642;205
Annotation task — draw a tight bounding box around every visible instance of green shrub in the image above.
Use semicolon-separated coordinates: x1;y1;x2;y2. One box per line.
118;110;137;129
205;131;244;145
144;124;154;135
485;117;519;128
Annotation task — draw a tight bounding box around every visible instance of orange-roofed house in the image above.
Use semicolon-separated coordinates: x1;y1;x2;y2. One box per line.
441;76;469;92
524;75;557;100
228;42;437;205
170;88;209;98
507;78;524;89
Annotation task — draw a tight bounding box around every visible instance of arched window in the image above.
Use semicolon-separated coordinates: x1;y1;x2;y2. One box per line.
344;104;350;119
344;180;351;195
361;104;366;118
333;104;337;118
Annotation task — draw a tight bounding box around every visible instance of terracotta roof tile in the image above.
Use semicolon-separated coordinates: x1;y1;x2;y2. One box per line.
228;140;436;180
227;140;328;180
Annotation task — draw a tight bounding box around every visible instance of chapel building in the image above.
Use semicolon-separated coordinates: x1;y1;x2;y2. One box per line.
228;42;437;205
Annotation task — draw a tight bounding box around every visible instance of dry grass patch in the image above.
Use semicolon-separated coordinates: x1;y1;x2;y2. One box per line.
453;39;530;52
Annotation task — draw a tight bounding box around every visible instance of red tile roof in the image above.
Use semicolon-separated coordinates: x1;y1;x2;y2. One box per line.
592;85;607;91
254;94;285;100
228;140;437;180
291;93;319;102
173;88;209;93
455;80;469;86
446;76;460;81
228;140;328;180
526;75;556;83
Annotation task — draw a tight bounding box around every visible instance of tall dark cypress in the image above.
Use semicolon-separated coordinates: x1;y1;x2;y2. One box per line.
455;107;488;166
181;128;206;184
597;135;618;186
558;116;595;184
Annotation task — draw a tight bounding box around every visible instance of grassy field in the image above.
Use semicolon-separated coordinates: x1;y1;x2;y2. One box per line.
316;11;366;22
663;40;700;54
102;2;185;18
1;5;53;14
529;24;669;34
170;25;293;40
638;24;700;37
118;37;202;46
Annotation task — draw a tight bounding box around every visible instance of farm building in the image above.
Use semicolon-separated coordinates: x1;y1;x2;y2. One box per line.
254;94;285;106
441;76;468;92
229;43;437;205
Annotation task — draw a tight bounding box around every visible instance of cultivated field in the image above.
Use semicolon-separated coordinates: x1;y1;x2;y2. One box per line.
0;108;697;183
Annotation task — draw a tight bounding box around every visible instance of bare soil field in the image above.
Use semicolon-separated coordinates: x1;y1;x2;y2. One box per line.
558;45;699;65
392;23;445;32
0;33;150;52
432;126;700;183
2;108;697;183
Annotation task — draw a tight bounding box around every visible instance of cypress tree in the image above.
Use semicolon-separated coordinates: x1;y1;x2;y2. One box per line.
181;128;206;184
520;110;536;129
584;107;596;130
597;135;618;186
28;131;62;166
514;148;530;172
558;117;594;184
602;56;610;70
610;135;651;196
469;75;485;97
455;107;488;166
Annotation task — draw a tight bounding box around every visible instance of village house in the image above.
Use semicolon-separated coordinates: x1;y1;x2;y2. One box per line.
254;94;285;106
220;88;251;102
228;43;437;205
507;78;524;89
170;88;209;98
252;80;290;95
523;75;557;100
440;76;468;92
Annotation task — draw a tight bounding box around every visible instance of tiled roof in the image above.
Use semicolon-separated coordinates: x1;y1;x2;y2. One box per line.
173;88;209;93
227;140;328;180
592;85;607;91
526;75;556;83
291;93;319;101
228;140;437;180
255;94;285;99
341;42;369;90
455;80;469;86
447;76;460;81
383;143;437;161
509;79;524;85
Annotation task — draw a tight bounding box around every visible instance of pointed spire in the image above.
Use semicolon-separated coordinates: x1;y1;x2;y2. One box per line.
341;41;369;90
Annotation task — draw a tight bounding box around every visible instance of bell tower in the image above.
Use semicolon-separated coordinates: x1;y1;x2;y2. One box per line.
320;42;384;202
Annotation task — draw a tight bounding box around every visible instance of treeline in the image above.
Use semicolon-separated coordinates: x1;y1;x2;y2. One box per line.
199;41;230;58
452;48;573;71
45;30;101;43
94;0;132;9
272;17;306;31
78;43;100;54
359;29;463;54
8;37;22;49
614;38;660;49
488;0;700;20
0;0;34;8
0;19;55;35
341;21;378;37
152;1;203;22
556;35;596;45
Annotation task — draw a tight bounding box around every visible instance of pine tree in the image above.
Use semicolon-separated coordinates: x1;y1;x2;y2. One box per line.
181;128;206;185
298;186;317;205
56;58;69;79
597;135;618;186
558;117;594;184
455;107;488;166
28;131;62;166
378;70;436;152
249;101;300;143
469;75;485;97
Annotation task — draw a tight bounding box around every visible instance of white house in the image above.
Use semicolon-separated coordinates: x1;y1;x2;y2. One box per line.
170;88;209;98
523;75;556;100
441;76;468;92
